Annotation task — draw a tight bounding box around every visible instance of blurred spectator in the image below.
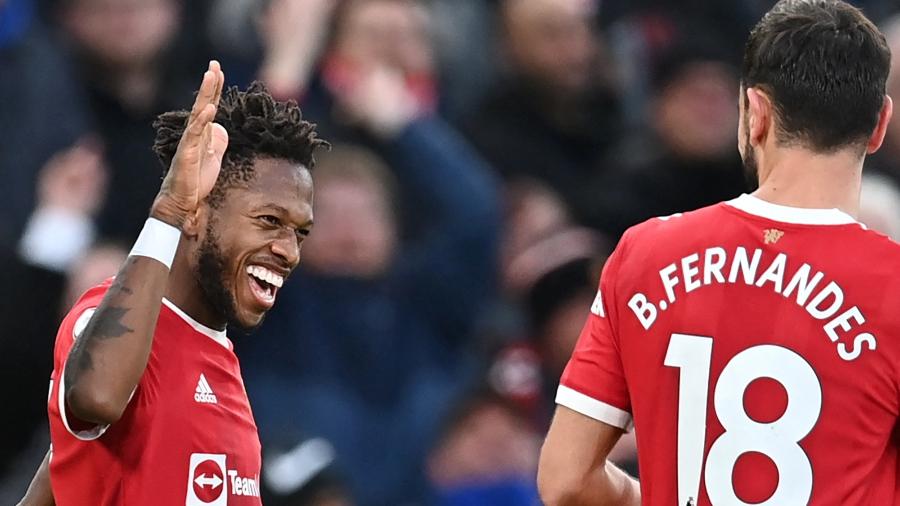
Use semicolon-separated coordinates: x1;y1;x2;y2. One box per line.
427;392;541;506
57;0;212;242
499;227;605;418
461;0;622;228
258;0;473;235
262;437;353;506
238;95;499;505
427;0;499;119
0;0;90;250
500;180;573;287
869;14;900;186
591;35;747;237
0;137;111;476
860;174;900;241
18;138;107;272
259;0;436;135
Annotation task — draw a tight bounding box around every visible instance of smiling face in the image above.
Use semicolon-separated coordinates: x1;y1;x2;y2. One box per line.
192;157;314;330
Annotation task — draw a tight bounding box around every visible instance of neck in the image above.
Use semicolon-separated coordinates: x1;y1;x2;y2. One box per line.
166;241;227;331
753;146;864;217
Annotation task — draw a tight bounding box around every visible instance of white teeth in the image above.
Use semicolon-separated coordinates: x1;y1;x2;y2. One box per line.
246;265;284;288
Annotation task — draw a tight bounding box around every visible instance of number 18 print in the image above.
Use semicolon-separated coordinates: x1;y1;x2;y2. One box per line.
665;334;822;506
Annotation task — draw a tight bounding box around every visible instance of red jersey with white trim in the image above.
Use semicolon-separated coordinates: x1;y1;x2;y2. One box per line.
558;194;900;506
47;279;263;506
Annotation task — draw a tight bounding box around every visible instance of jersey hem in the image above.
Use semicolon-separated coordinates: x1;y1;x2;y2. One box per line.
556;385;633;431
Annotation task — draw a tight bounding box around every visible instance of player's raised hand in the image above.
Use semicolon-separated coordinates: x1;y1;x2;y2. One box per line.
151;61;228;228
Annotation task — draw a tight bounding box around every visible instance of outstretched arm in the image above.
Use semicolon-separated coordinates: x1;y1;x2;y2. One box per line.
538;406;641;506
63;61;228;426
17;449;54;506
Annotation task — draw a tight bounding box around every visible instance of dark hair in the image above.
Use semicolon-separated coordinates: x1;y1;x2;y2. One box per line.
742;0;891;152
153;81;329;207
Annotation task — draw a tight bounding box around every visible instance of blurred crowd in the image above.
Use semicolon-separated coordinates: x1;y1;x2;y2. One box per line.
2;0;900;504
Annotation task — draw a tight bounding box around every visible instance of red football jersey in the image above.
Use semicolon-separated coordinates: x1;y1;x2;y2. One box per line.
48;279;263;506
559;194;900;506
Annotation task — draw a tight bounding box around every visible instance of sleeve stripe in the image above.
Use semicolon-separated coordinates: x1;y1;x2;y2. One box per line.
556;385;633;431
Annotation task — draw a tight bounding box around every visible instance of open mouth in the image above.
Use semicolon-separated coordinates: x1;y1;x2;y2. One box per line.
246;265;284;309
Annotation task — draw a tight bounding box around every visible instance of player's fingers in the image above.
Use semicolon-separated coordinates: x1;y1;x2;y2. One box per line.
188;69;215;122
210;60;224;107
207;123;229;167
185;104;217;144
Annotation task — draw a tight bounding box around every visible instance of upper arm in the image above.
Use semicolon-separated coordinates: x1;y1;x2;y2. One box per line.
538;405;628;505
540;404;625;477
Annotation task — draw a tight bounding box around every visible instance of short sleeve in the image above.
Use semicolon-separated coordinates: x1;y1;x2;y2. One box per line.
557;241;633;431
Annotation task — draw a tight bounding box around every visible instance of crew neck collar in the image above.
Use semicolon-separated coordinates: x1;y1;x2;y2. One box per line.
161;298;229;349
726;194;861;226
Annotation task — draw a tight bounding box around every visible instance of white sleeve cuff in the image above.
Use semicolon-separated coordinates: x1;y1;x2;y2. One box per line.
556;385;634;431
19;207;96;272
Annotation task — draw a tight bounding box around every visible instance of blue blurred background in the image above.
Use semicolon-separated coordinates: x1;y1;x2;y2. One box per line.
1;0;899;504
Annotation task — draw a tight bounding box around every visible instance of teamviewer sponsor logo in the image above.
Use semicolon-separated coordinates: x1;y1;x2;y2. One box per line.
186;453;226;506
194;374;218;404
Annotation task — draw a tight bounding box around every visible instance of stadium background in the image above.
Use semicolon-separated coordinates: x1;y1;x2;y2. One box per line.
1;0;899;504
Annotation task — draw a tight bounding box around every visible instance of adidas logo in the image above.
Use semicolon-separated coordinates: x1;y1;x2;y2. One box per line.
194;374;218;404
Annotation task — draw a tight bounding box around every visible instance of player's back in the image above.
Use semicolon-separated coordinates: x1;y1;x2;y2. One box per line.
579;195;900;505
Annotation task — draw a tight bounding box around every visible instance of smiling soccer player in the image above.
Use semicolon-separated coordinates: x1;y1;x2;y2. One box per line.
19;61;327;506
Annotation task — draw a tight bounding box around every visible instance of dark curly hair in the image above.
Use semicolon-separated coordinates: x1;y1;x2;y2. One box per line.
152;81;329;207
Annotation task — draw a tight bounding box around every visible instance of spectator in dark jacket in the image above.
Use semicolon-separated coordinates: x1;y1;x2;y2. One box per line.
461;0;622;227
591;36;747;237
0;0;89;250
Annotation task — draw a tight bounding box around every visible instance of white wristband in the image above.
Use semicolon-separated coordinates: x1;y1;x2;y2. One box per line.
129;218;182;269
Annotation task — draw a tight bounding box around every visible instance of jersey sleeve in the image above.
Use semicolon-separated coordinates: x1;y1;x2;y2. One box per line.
556;235;633;431
49;285;111;441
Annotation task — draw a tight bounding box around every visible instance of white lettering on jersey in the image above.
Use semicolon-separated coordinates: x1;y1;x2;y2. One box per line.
194;374;218;404
625;247;877;360
228;470;261;497
186;453;261;504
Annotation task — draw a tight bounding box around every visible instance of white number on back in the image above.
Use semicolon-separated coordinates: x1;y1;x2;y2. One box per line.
664;334;822;505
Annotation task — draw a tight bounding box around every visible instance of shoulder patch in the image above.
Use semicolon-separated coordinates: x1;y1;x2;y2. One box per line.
73;308;97;340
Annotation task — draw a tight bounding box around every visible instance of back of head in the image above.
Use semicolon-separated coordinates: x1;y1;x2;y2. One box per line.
742;0;890;152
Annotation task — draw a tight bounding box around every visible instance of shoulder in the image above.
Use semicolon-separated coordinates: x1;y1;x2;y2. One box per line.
58;278;114;342
619;203;731;251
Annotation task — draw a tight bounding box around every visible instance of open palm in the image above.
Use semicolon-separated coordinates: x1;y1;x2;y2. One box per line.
153;61;229;227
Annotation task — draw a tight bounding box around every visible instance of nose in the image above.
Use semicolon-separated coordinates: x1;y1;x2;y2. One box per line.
270;232;301;268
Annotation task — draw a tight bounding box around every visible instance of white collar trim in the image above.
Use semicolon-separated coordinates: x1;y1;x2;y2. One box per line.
726;194;860;226
162;298;229;349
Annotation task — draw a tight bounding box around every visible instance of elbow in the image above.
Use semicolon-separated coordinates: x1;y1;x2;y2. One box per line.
537;462;585;506
65;382;125;426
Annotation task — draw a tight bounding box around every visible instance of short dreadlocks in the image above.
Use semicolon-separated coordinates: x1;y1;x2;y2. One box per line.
152;81;329;207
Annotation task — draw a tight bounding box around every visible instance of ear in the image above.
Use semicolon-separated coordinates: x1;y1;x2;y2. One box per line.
866;95;893;154
745;87;773;148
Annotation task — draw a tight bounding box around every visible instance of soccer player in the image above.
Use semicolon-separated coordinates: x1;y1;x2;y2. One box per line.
17;61;326;505
537;1;900;505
